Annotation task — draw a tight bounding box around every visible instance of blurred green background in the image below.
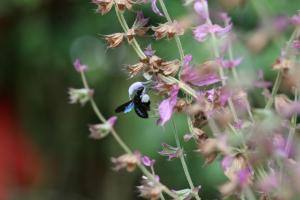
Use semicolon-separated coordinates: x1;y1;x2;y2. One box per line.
0;0;299;199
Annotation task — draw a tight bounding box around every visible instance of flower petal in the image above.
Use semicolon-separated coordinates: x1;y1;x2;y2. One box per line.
73;59;87;73
151;0;164;16
157;85;179;126
194;0;208;21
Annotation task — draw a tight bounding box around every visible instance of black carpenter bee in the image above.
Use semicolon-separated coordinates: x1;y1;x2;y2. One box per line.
115;82;150;118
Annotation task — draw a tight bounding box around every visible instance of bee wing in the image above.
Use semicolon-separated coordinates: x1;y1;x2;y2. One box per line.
134;105;149;118
115;100;134;113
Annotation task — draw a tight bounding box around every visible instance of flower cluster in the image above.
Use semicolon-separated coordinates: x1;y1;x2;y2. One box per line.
69;1;300;200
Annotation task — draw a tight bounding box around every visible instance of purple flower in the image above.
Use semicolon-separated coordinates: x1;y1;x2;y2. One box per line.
291;11;300;26
133;11;149;28
233;120;243;129
73;59;87;73
181;55;221;87
273;134;287;157
219;12;232;27
142;156;156;167
151;0;163;16
157;85;179;126
205;89;216;102
193;13;232;42
144;44;156;57
218;57;243;69
257;173;279;193
221;156;234;171
254;70;272;89
107;116;117;126
219;88;231;106
159;143;182;160
183;54;192;67
184;72;221;87
193;23;215;42
236;168;252;188
292;40;300;49
193;23;230;42
272;16;289;32
282;102;300;119
194;0;208;21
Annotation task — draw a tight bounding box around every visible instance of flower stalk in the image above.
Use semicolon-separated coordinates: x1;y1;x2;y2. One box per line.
158;0;184;62
265;29;299;109
80;71;177;199
172;119;201;200
206;18;239;123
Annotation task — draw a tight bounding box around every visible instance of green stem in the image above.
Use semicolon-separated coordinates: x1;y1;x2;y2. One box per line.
172;120;201;200
158;0;185;62
208;19;239;123
80;72;177;199
245;187;257;200
159;75;198;98
265;72;281;109
285;89;298;156
115;7;146;59
265;29;299;109
228;43;255;122
81;72;132;153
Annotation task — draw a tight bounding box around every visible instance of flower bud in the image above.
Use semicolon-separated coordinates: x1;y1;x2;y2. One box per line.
68;88;93;106
111;152;141;172
104;33;124;48
137;175;163;200
88;116;117;140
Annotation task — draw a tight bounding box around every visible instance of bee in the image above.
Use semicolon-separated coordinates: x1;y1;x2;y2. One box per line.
115;82;151;118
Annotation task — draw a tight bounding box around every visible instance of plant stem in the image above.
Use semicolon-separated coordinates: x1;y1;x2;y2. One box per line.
172;120;201;200
228;43;255;122
285;89;298;156
81;72;132;153
80;72;177;199
207;18;239;123
115;7;146;59
264;29;299;109
158;0;185;61
265;72;281;109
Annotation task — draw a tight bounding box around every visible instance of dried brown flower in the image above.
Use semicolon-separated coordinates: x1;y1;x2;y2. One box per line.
111;152;141;172
197;138;218;164
275;94;292;115
140;55;180;77
212;108;233;129
152;21;184;40
175;99;189;112
93;0;114;15
115;0;133;12
160;59;181;76
272;58;294;72
104;33;125;48
127;62;144;78
247;29;271;53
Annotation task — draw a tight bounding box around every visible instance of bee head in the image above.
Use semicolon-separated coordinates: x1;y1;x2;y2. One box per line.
128;82;146;98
